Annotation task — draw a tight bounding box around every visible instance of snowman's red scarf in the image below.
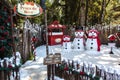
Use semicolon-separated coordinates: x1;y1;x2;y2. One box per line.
87;36;101;51
63;40;70;42
75;36;84;38
62;40;70;46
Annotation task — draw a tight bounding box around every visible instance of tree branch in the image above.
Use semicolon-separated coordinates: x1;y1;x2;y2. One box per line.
106;0;110;7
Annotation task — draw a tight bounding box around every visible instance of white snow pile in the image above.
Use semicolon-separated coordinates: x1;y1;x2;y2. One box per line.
20;44;120;80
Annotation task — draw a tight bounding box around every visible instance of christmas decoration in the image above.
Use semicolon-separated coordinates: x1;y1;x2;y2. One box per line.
86;29;101;51
57;61;101;80
62;35;71;52
108;34;116;54
0;1;13;59
73;30;85;51
48;21;66;45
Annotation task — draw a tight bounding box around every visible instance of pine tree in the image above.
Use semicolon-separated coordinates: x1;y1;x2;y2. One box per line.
0;1;13;59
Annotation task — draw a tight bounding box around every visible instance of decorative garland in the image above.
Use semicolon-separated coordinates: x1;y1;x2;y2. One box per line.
58;65;101;80
0;65;21;71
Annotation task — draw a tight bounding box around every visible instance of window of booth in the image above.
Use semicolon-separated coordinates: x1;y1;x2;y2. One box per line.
52;29;62;32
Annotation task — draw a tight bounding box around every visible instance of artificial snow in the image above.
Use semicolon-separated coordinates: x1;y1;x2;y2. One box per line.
20;44;120;80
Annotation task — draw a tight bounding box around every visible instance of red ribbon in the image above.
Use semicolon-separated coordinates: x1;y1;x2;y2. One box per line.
87;36;97;39
75;36;84;38
63;40;70;42
64;67;69;71
80;71;85;75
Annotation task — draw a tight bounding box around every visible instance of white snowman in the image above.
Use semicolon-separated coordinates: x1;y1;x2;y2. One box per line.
86;29;101;51
62;35;71;52
73;30;85;51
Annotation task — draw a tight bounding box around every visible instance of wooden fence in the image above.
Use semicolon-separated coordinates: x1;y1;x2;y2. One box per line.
0;60;21;80
55;60;120;80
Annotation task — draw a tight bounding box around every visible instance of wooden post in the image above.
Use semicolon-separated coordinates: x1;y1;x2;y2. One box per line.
52;64;55;80
0;63;4;80
44;9;50;80
3;60;7;80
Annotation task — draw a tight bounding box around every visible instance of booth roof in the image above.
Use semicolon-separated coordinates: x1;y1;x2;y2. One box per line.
48;21;66;29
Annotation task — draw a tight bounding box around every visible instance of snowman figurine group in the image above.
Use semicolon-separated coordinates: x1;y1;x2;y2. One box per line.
62;28;101;52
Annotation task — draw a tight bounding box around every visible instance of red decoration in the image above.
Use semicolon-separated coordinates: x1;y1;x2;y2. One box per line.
48;20;66;29
8;65;12;68
108;34;116;42
48;21;66;45
0;26;5;30
25;2;34;6
63;35;71;42
31;36;38;42
3;6;7;11
0;46;5;52
7;16;11;22
80;71;85;75
87;29;101;51
64;67;69;71
4;31;8;35
0;37;5;40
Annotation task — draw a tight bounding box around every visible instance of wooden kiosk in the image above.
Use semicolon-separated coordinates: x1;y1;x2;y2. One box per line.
48;21;66;45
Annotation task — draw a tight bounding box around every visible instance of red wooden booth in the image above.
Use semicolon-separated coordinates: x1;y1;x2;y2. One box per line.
48;21;66;45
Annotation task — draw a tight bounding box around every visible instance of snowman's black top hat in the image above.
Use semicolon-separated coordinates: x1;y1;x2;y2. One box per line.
76;26;83;30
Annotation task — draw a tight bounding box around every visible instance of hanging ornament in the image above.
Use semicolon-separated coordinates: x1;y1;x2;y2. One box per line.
0;37;5;40
3;31;9;36
6;16;11;22
0;26;5;30
0;46;5;52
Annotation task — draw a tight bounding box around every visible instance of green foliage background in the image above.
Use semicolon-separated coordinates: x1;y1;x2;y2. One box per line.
9;0;120;26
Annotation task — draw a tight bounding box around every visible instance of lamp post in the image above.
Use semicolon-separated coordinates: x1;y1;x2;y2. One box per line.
41;0;51;79
44;9;51;80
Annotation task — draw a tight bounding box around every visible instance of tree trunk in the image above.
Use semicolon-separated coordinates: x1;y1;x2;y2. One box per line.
99;0;106;24
65;0;68;24
85;0;89;27
80;0;85;27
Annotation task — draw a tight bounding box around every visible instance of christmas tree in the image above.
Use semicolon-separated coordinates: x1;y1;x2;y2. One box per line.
0;1;13;59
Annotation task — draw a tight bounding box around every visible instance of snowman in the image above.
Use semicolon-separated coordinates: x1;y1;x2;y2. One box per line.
62;35;71;52
86;29;101;51
73;30;85;51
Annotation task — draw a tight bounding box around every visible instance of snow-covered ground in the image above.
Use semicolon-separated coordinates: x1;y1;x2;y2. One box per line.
20;44;120;80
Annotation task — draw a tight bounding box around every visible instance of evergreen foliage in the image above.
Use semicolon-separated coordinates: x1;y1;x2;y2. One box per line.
0;1;13;59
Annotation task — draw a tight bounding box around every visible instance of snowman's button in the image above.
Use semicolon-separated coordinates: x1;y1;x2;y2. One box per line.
91;43;93;45
78;39;80;41
78;43;80;45
90;47;93;49
78;47;80;49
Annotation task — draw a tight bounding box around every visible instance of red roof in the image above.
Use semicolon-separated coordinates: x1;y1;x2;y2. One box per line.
48;21;66;29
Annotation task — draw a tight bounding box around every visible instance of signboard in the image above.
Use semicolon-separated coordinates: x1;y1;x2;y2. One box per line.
44;53;61;65
14;2;43;17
